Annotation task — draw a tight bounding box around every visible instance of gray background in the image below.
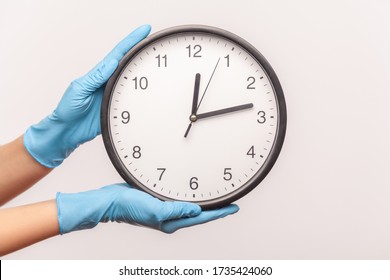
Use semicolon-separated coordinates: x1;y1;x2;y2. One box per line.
1;0;389;259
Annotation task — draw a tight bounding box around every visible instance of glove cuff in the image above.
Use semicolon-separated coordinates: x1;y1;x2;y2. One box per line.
24;116;78;168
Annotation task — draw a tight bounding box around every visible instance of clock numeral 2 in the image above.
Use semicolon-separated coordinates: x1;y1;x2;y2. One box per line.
132;77;148;90
155;54;167;67
186;44;202;58
190;177;199;190
247;76;256;89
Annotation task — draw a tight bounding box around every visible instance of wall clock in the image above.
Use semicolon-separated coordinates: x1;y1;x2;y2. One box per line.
101;25;287;209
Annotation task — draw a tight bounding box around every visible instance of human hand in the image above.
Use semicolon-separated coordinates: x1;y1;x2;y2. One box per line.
24;25;151;168
56;183;239;234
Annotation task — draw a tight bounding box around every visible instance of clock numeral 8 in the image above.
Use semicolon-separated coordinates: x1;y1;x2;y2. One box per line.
132;146;141;159
190;177;199;190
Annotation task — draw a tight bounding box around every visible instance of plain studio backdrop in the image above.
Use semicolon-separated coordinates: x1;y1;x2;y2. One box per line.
1;0;390;259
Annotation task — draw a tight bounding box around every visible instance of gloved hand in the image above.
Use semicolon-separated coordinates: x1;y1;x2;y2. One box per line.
56;183;239;234
24;25;151;168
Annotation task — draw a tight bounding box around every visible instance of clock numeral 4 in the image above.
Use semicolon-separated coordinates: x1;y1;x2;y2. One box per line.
190;177;199;190
132;76;148;90
247;145;256;158
186;44;202;58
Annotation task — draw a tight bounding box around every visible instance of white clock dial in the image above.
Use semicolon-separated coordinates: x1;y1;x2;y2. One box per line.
102;26;286;209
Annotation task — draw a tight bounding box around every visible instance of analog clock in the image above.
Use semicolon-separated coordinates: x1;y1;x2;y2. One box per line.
101;25;287;209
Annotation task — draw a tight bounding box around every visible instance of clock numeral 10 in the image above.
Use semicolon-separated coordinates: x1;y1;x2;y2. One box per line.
186;44;202;58
132;77;148;90
155;54;167;67
190;177;199;190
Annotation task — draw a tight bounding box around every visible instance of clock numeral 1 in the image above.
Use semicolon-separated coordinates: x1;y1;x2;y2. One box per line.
247;76;256;89
190;177;199;190
155;54;167;67
132;146;141;159
224;54;230;67
247;145;256;158
223;168;232;181
132;76;148;90
157;168;166;181
186;44;202;58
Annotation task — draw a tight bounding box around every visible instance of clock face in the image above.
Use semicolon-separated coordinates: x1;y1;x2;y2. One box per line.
102;25;286;209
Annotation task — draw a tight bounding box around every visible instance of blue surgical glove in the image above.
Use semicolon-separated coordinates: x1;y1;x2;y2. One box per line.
56;183;239;234
24;25;151;168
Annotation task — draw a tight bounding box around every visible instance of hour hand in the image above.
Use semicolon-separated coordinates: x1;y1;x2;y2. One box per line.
197;103;254;120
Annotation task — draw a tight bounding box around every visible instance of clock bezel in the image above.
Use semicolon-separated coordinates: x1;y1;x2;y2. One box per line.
101;25;287;210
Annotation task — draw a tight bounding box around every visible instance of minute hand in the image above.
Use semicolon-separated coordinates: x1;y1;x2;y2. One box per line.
197;103;254;120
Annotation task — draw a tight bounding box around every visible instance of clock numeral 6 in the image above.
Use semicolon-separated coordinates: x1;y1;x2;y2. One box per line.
121;111;130;124
132;76;148;90
223;168;232;181
190;177;199;190
186;44;202;58
132;146;141;159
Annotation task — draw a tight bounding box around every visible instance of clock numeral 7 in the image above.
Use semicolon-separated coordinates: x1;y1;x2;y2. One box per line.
157;168;166;181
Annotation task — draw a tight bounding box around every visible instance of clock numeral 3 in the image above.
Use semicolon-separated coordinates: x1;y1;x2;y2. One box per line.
132;146;142;159
257;111;266;124
186;44;202;58
190;177;199;190
132;77;148;90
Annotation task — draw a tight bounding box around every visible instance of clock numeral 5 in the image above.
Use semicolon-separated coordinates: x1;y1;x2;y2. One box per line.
223;168;232;181
132;76;148;90
190;177;199;190
186;44;202;58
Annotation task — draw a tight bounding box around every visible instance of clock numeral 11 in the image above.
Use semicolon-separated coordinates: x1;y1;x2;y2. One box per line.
155;54;167;67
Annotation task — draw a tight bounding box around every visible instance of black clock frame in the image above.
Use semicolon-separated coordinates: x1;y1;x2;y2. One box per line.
101;25;287;210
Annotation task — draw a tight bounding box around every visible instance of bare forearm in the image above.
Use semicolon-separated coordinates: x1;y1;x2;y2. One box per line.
0;136;52;206
0;199;59;256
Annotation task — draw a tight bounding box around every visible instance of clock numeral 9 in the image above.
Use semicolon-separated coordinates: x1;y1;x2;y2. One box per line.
132;146;141;159
257;111;266;124
247;145;256;158
247;76;256;89
155;54;167;67
132;76;148;90
223;168;232;181
121;111;130;124
186;44;202;58
190;177;199;190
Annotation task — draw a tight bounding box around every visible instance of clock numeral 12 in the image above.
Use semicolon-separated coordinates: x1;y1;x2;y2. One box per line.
186;44;202;58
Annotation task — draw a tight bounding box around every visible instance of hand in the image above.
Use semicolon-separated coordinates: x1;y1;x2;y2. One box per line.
184;73;201;137
197;103;253;120
24;25;151;168
56;183;239;234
